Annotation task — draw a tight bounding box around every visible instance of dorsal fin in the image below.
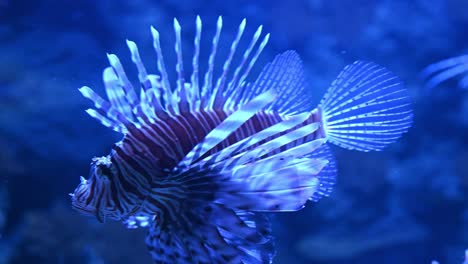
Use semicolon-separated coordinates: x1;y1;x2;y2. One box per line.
79;16;272;133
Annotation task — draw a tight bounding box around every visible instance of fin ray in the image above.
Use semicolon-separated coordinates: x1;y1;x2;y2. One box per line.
146;204;274;263
422;54;468;89
320;61;413;152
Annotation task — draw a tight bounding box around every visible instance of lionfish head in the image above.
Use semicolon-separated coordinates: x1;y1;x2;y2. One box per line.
71;155;120;223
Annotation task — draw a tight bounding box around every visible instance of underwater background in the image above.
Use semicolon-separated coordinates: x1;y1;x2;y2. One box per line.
0;0;467;263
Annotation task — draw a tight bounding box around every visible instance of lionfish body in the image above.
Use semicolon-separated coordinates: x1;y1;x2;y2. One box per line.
71;17;413;263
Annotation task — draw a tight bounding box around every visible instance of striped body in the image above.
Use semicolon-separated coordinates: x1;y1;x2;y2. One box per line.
107;108;326;221
122;109;324;171
71;16;412;264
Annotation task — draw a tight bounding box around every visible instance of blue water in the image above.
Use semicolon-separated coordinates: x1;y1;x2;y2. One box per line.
0;0;467;263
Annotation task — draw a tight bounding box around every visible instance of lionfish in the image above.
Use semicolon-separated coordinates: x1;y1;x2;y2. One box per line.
432;249;468;264
71;16;413;263
422;54;468;89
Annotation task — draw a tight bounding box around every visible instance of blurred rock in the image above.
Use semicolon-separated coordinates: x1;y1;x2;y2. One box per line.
9;202;151;264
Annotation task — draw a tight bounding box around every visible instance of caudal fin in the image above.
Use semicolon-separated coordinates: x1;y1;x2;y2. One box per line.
319;61;413;152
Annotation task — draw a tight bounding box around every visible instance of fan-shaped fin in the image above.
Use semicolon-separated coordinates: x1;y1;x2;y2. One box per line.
319;61;413;152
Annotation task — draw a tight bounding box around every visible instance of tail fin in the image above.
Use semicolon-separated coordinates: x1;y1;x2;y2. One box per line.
319;61;413;152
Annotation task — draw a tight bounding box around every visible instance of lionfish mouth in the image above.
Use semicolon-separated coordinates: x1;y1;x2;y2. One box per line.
70;176;95;215
70;192;108;223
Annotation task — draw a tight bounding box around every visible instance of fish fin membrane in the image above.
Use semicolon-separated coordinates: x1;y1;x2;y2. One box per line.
213;155;329;212
79;16;272;133
80;18;317;134
233;50;314;114
179;89;278;167
145;204;274;263
308;143;337;202
319;61;413;152
177;107;330;211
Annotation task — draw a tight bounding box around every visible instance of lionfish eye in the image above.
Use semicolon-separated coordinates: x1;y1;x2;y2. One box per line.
96;164;113;179
92;156;113;180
